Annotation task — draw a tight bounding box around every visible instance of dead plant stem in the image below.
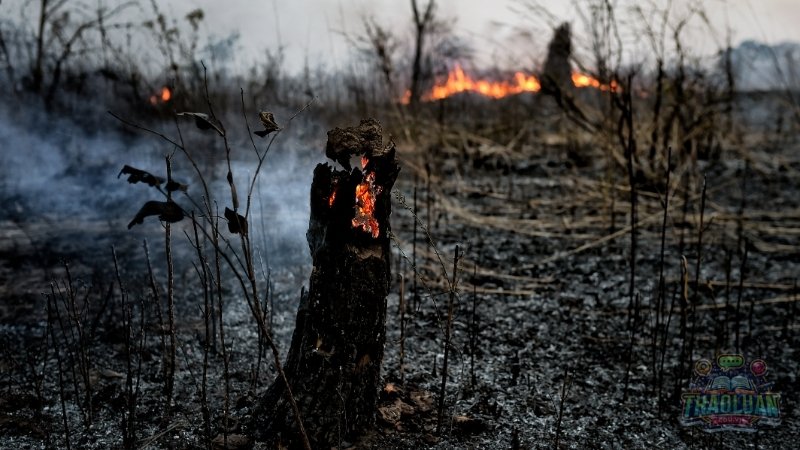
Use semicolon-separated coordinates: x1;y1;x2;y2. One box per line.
437;244;459;435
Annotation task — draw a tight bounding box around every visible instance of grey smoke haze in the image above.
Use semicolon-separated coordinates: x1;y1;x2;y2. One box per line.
0;99;321;268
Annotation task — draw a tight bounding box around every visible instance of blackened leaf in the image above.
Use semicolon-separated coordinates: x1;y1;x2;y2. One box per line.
118;165;164;187
128;201;184;229
254;111;280;138
165;180;188;192
224;207;247;235
177;112;224;137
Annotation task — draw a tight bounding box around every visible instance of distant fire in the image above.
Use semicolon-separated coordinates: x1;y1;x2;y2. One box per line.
352;157;382;238
571;73;619;92
149;86;172;105
403;64;618;103
425;65;540;101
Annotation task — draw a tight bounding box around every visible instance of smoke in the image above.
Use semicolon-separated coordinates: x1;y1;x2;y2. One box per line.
228;114;326;267
0;107;141;233
0;96;323;272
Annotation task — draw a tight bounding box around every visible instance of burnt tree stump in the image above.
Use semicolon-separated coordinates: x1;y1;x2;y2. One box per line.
541;22;573;95
254;119;400;448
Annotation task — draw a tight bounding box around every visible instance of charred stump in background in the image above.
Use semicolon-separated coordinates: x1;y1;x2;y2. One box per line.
253;119;400;448
540;22;595;131
541;22;573;95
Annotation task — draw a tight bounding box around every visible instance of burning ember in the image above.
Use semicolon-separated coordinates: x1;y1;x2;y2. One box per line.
352;161;383;238
403;64;618;103
149;86;172;105
328;182;337;207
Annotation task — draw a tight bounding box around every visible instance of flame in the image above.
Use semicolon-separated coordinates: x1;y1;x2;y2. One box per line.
404;65;618;103
352;165;382;238
149;86;172;105
424;65;541;102
400;89;411;105
571;73;619;92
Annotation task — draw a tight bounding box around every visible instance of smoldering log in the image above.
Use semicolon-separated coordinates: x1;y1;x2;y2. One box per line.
254;119;400;448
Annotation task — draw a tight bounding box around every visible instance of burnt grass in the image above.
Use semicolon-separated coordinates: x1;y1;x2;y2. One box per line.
1;100;800;449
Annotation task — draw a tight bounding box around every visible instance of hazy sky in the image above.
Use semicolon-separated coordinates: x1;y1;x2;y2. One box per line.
10;0;800;73
160;0;800;74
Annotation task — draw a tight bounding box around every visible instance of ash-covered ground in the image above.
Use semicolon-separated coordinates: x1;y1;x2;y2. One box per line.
1;95;799;450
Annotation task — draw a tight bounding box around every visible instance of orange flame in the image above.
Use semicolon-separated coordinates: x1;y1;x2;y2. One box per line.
571;73;619;92
404;65;618;103
400;89;411;105
423;65;541;102
352;165;382;238
149;86;172;105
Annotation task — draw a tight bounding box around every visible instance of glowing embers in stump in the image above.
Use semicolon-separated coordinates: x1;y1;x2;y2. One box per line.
328;181;338;208
351;158;382;238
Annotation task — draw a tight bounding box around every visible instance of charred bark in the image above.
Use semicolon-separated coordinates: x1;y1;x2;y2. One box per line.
254;119;400;448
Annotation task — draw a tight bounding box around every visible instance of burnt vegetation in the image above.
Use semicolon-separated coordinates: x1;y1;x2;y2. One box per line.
1;0;799;449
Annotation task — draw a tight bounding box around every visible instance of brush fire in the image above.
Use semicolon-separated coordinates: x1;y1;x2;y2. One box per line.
2;1;799;450
402;64;617;103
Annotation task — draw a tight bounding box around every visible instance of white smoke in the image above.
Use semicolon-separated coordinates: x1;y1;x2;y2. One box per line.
0;96;322;269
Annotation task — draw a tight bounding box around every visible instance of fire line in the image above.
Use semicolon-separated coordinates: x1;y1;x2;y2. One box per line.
402;64;617;103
